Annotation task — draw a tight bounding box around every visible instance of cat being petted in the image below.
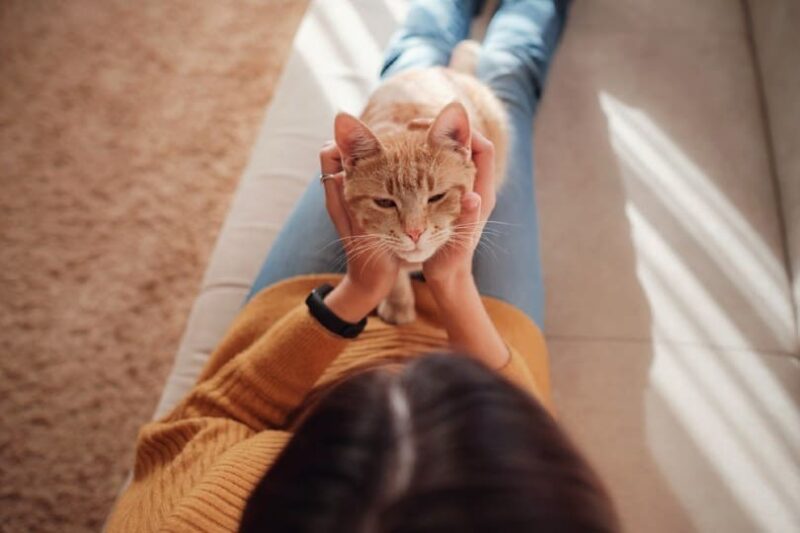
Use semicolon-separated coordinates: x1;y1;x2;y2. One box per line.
334;43;508;325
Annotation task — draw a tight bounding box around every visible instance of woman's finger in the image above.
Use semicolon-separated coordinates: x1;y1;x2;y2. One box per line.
457;191;482;246
322;171;352;238
331;176;371;239
319;141;343;175
470;130;496;220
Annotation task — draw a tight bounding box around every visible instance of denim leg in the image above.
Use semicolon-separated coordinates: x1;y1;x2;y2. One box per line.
381;0;484;79
478;0;568;109
247;0;484;301
471;0;568;327
246;176;345;300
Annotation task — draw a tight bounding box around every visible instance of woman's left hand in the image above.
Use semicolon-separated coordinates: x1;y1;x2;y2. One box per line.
420;131;509;368
422;130;497;287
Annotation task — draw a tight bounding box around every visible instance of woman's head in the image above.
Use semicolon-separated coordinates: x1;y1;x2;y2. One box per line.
240;354;619;532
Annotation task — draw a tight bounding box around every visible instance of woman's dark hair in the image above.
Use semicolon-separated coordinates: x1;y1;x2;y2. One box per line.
239;353;619;532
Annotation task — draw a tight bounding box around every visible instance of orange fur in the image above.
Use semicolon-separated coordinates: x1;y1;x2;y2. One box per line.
334;58;509;324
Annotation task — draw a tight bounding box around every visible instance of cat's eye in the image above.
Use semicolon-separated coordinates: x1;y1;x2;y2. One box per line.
374;198;396;209
428;192;446;204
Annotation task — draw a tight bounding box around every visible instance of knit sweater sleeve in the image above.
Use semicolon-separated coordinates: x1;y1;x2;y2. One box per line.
164;304;350;430
496;344;547;404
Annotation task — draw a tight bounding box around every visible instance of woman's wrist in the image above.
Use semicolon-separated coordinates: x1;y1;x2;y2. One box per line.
427;271;510;369
323;275;383;324
426;270;475;305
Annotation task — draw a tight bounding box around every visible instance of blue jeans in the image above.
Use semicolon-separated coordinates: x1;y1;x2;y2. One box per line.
248;0;568;328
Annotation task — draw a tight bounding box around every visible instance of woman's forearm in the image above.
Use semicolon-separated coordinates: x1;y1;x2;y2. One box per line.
324;275;384;323
427;273;510;370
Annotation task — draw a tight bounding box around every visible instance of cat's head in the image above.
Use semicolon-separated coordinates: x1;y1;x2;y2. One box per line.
334;102;476;264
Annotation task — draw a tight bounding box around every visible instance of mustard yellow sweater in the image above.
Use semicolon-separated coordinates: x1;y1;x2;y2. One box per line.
105;274;550;532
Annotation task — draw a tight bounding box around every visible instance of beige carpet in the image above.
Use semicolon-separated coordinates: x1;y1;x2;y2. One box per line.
0;1;307;530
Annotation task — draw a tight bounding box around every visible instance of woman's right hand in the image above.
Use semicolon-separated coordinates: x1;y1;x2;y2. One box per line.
318;141;400;323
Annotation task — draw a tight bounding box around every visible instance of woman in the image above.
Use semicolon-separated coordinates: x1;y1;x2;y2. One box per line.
106;0;619;531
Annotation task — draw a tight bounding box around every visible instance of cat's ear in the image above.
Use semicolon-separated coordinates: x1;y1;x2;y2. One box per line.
334;112;383;170
427;101;471;157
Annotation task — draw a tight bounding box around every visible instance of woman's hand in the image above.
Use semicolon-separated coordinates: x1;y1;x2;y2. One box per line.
421;131;509;369
422;130;497;288
319;141;400;323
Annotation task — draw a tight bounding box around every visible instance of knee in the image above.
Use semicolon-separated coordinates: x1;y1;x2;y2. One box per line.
380;39;450;78
477;46;544;114
380;5;460;77
394;1;467;52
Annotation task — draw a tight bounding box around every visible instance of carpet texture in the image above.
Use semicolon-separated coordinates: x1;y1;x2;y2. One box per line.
0;1;308;530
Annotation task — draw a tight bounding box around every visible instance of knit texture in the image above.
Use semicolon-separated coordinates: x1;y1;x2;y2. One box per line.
105;274;550;532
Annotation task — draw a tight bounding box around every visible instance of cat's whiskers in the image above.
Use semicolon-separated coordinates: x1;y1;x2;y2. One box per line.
450;224;502;234
321;233;377;249
477;239;501;262
348;234;401;267
323;210;513;275
452;220;520;228
451;220;512;230
360;240;394;274
329;236;382;269
444;228;505;262
347;240;387;264
477;235;506;260
450;225;506;247
450;222;504;236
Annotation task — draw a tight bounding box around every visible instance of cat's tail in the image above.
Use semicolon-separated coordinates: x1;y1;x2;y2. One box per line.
448;40;481;75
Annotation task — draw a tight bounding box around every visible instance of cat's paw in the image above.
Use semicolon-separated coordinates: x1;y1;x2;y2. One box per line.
377;298;416;325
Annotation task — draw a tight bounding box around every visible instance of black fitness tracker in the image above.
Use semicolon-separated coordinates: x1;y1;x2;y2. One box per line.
305;283;367;339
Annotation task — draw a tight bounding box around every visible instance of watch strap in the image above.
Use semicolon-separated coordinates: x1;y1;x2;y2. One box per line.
305;283;367;339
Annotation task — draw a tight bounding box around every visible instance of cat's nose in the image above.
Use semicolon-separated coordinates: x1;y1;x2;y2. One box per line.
405;228;424;243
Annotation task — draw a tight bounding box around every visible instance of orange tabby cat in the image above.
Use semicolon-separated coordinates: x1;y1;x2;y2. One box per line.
334;42;508;324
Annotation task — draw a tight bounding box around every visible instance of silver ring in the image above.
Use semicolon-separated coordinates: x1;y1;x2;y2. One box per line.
319;173;338;185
